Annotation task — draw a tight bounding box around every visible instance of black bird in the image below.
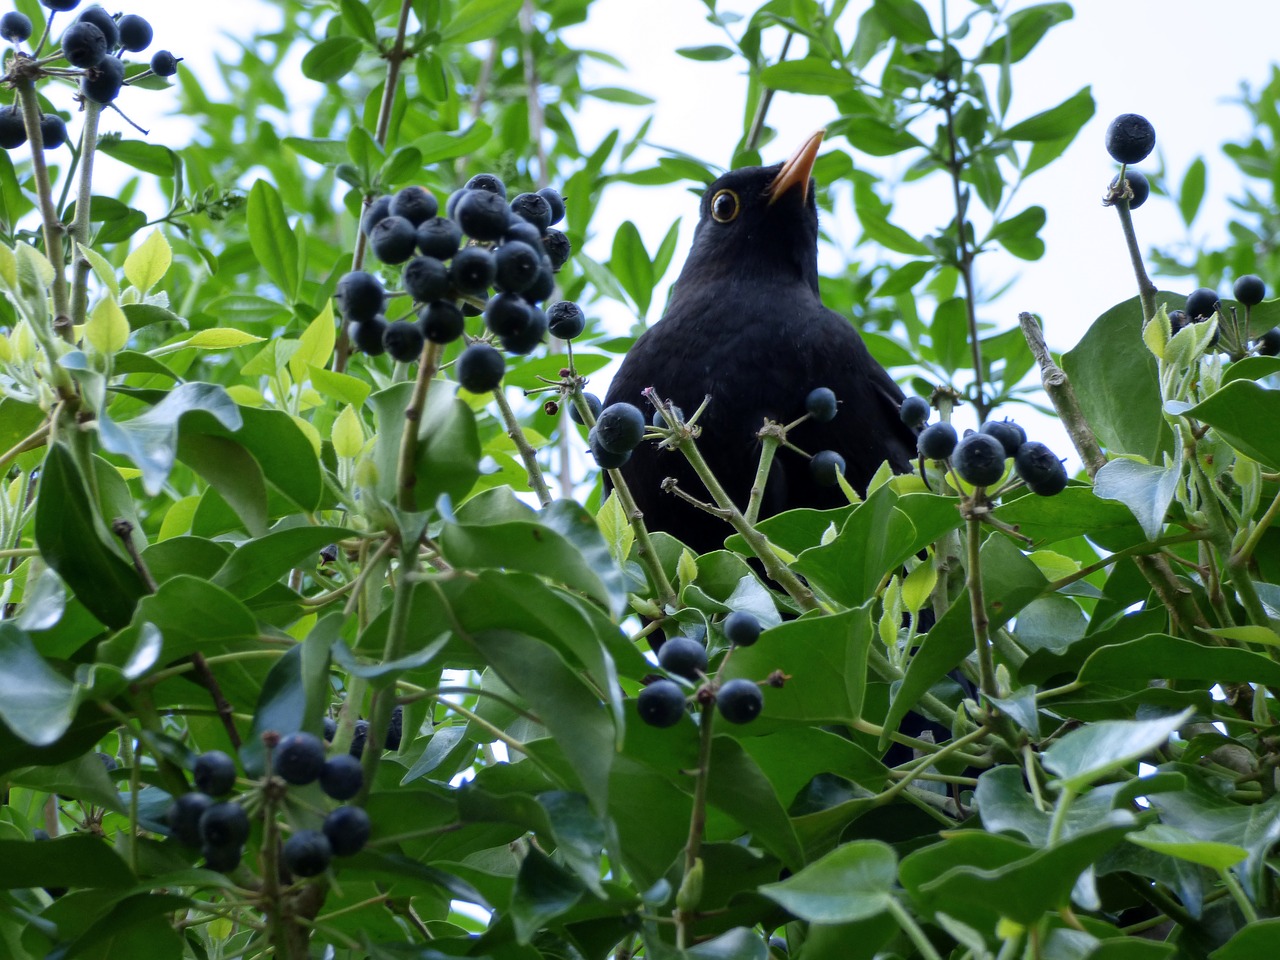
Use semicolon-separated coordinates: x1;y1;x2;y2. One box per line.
604;131;918;554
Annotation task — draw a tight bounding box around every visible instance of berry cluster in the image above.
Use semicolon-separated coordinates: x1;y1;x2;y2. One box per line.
1103;112;1155;211
0;3;181;151
637;611;770;730
336;175;576;392
913;403;1068;497
164;732;372;879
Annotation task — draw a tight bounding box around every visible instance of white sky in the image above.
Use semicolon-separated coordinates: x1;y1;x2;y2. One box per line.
86;1;1280;458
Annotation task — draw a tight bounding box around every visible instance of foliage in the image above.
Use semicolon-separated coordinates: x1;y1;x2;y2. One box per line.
1;1;1279;959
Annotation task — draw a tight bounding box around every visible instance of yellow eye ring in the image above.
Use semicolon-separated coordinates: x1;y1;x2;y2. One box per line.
710;189;740;223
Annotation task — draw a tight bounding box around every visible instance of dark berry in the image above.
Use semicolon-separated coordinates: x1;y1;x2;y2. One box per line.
456;343;505;393
323;717;337;741
810;450;846;486
542;229;572;271
716;679;764;724
449;246;495;296
900;395;930;429
61;21;107;68
455;189;510;242
805;387;838;423
637;680;686;728
723;611;762;647
510;192;553;233
1185;287;1219;321
1;12;32;43
202;842;241;873
953;433;1007;487
385;705;403;751
272;732;326;786
115;13;152;51
319;754;364;801
523;260;556;303
1105;113;1156;165
1168;309;1190;334
979;419;1026;458
349;317;388;356
383;320;425;363
369;215;417;264
97;751;118;773
283;830;332;878
335;270;385;323
81;56;125;104
464;173;506;197
198;801;250;850
484;291;531;337
39;114;68;149
493;240;541;293
651;405;684;427
150;50;180;77
918;422;958;461
418;300;466;343
595;402;646;454
0;106;25;149
1110;170;1149;209
588;428;631;469
361;195;392;237
1257;328;1280;356
537;186;566;225
501;304;547;355
547;300;585;340
167;792;214;847
389;185;438;226
1015;442;1068;496
417;216;462;260
76;6;117;49
571;392;602;425
43;2;83;11
323;805;372;857
504;217;543;248
193;750;237;797
349;720;368;758
402;255;450;303
657;635;707;680
1235;275;1266;307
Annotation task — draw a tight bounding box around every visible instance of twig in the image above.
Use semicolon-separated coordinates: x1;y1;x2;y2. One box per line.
396;342;444;511
1018;312;1105;475
1112;185;1159;322
492;384;552;506
744;34;793;153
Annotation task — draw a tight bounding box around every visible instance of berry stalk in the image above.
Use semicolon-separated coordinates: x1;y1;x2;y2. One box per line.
69;98;104;329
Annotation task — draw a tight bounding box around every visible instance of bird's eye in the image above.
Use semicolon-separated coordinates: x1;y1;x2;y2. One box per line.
710;189;739;223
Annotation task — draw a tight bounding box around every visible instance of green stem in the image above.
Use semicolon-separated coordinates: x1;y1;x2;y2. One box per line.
744;428;781;526
885;897;944;960
69;100;103;329
492;383;552;506
965;513;998;702
14;78;71;340
395;342;443;512
1232;483;1280;566
677;707;716;950
875;724;991;804
1114;195;1158;322
1218;867;1258;924
1046;784;1076;845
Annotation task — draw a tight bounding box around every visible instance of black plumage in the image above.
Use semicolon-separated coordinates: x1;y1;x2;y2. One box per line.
604;131;918;554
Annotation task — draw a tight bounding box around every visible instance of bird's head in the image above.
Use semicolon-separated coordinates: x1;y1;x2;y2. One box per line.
677;129;826;296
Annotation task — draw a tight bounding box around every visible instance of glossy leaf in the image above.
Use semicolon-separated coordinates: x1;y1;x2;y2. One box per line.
761;840;896;922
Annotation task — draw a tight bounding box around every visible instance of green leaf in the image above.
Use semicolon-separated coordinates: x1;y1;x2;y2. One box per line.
0;622;80;747
246;179;299;300
686;928;769;960
1078;634;1280;689
1093;450;1182;542
1042;709;1192;792
0;834;134;889
988;205;1047;260
677;44;735;62
609;220;654;316
978;3;1073;65
370;381;480;514
35;444;146;629
931;297;969;373
1212;920;1280;960
282;137;349;165
1128;824;1247;870
441;0;522;43
510;846;584;943
872;0;935;43
1061;294;1175;462
340;0;378;43
759;59;856;97
302;36;363;83
98;382;243;496
587;87;654;106
1187;379;1280;471
706;737;804;869
177;433;269;536
414;123;493;165
97;138;178;178
1003;86;1094;141
1179;157;1206;227
213;525;353;598
380;146;424;185
243;625;333;776
761;840;896;922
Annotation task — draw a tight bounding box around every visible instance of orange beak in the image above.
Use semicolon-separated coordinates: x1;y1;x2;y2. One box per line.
767;129;825;205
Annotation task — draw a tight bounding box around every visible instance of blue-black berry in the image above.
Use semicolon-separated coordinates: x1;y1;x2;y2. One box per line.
418;300;465;344
588;427;631;469
417;216;462;260
657;635;707;680
455;343;504;393
456;189;510;241
1257;327;1280;356
637;680;686;728
76;6;117;49
542;229;572;271
1184;287;1219;321
116;13;152;52
493;240;541;293
349;317;389;356
383;320;426;363
805;387;838;422
193;750;237;797
918;422;957;461
510;192;553;233
1110;171;1149;209
810;450;845;487
594;402;646;454
0;106;27;150
402;255;450;303
900;395;930;429
464;173;506;197
167;792;213;847
389;185;438;225
198;801;250;851
150;50;180;77
723;611;761;647
979;419;1025;458
1235;275;1266;307
40;114;68;149
570;392;602;425
273;732;326;786
1015;441;1068;496
61;21;108;68
283;830;332;878
1105;113;1156;165
547;300;585;340
323;805;372;856
449;246;496;296
716;679;763;724
335;270;384;323
1;12;32;43
953;433;1006;487
369;215;417;264
537;186;566;225
319;754;364;801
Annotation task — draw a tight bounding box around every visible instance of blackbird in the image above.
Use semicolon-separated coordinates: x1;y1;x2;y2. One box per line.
604;130;918;554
